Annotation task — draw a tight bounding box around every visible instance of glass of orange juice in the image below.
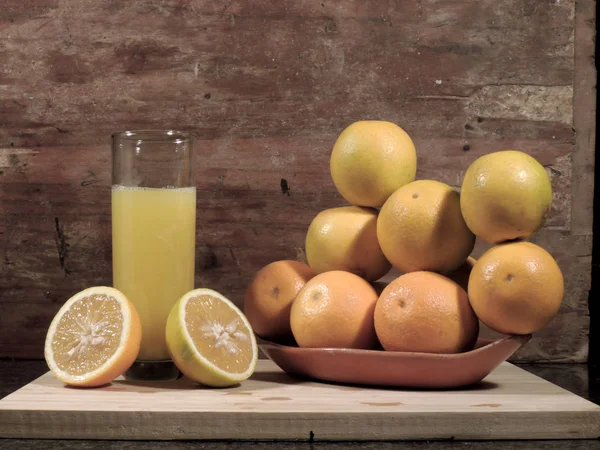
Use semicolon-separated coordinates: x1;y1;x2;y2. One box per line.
111;130;196;381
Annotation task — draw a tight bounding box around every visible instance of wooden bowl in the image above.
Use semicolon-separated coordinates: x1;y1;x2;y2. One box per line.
258;335;531;389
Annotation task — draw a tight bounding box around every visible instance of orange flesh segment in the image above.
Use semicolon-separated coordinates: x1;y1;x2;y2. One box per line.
185;294;253;374
51;294;123;376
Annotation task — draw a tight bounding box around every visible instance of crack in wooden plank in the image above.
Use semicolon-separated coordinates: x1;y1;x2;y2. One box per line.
54;217;70;276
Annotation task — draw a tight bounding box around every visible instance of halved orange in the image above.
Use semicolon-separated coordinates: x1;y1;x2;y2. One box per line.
166;288;258;387
44;286;142;387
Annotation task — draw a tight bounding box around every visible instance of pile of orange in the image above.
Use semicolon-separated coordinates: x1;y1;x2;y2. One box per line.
244;121;564;353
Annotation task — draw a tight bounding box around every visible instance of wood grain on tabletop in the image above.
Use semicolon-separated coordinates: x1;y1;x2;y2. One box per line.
1;360;599;440
1;360;598;448
0;0;595;361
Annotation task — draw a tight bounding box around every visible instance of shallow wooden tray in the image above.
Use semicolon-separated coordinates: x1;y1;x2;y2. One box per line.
259;335;531;388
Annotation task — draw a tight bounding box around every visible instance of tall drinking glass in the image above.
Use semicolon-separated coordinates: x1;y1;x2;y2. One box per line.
111;130;196;381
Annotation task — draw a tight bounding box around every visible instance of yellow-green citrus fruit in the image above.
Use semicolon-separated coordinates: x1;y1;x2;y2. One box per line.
377;180;475;273
460;150;552;244
166;288;258;387
306;206;391;281
330;121;417;207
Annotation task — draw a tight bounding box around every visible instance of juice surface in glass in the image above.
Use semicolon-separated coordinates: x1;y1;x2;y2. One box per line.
112;185;196;361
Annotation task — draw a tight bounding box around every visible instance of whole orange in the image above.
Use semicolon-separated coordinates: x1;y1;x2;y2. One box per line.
330;121;417;207
460;150;552;244
468;241;564;335
305;206;391;282
377;180;475;273
290;271;379;349
374;272;479;353
243;260;316;341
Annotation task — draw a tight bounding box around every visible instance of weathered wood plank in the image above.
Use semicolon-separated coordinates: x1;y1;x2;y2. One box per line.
0;0;575;147
571;0;596;234
0;0;594;361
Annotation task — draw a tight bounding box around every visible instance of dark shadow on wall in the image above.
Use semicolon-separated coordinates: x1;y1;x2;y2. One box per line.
589;0;600;370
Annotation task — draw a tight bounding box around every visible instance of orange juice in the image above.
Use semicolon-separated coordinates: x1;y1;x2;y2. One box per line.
112;185;196;361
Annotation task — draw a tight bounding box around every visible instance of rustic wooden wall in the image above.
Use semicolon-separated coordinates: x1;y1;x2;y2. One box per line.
0;0;595;361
